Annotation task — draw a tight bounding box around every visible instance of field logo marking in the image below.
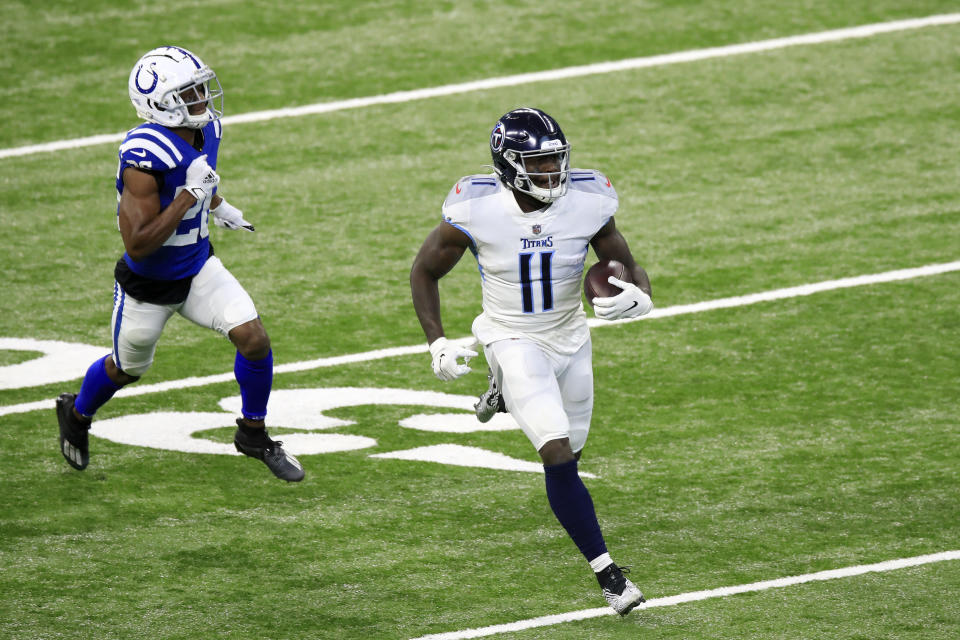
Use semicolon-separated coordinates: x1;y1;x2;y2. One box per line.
2;14;960;159
0;260;958;418
0;338;110;390
88;387;571;474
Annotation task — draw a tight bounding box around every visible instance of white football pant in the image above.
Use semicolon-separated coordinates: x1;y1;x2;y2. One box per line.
484;337;594;453
111;256;259;376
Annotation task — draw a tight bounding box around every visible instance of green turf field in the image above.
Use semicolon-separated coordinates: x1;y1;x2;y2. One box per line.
1;2;959;638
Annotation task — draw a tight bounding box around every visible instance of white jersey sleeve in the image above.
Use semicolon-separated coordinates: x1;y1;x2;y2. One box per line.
441;174;501;250
568;169;618;225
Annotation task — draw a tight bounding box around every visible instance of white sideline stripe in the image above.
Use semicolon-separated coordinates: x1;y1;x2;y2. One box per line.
409;550;960;640
1;259;958;419
589;259;960;327
2;13;960;160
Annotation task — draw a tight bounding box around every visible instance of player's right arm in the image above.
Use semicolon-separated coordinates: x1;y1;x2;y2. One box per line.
117;167;199;261
411;221;479;381
409;222;471;344
117;152;219;261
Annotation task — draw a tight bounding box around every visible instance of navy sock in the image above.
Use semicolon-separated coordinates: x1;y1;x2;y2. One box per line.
234;349;272;421
544;459;608;562
74;355;122;418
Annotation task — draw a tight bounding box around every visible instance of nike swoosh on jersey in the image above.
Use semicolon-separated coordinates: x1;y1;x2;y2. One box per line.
130;150;147;157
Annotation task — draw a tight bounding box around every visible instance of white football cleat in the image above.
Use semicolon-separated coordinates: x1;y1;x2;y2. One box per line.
474;369;503;423
600;566;645;616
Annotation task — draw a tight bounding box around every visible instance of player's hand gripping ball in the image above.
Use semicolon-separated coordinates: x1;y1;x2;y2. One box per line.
584;259;630;304
585;259;654;320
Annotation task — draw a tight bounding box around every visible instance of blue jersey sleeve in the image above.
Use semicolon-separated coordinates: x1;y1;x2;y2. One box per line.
118;127;186;173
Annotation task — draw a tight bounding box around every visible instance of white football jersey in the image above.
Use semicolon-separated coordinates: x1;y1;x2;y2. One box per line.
442;170;618;355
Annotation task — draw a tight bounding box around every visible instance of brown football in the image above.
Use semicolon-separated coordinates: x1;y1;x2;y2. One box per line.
584;259;631;306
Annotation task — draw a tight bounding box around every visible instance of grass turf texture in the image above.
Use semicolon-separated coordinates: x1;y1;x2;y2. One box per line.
1;1;959;638
1;0;957;148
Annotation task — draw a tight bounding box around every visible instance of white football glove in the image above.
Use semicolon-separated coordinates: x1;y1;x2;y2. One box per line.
211;198;255;232
184;154;220;202
592;276;654;321
429;337;478;381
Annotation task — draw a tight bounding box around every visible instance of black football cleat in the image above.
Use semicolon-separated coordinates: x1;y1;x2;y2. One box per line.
233;419;305;482
56;392;91;471
598;564;645;616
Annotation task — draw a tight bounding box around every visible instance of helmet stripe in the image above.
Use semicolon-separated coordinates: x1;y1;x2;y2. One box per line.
170;46;202;69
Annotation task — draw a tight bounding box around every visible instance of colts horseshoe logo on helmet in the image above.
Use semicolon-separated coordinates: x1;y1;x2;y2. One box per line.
134;64;159;94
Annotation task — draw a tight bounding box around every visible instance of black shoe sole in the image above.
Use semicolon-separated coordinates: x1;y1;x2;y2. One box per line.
234;439;305;483
619;599;643;616
56;393;89;471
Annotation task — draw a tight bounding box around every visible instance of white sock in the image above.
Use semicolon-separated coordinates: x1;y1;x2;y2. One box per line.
589;552;614;573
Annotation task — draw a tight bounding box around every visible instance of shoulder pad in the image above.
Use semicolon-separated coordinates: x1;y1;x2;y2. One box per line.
442;174;500;207
568;169;617;199
119;125;184;171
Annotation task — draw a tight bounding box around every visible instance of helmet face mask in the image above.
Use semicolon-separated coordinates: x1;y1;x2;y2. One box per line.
504;146;570;203
491;108;570;204
129;47;223;129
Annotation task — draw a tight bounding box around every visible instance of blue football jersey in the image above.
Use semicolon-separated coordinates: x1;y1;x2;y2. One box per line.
115;119;222;280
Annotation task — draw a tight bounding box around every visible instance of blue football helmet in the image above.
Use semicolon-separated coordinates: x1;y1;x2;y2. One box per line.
490;108;570;203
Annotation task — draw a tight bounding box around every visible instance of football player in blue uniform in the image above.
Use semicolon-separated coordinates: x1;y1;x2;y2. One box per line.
56;46;303;482
411;108;653;615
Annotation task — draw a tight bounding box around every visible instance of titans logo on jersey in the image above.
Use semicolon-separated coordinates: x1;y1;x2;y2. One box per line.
115;119;223;280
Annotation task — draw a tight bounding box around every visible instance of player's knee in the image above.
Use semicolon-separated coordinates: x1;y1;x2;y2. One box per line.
116;361;150;379
116;370;141;384
538;438;576;466
112;327;158;379
125;327;161;349
568;429;589;456
231;321;271;360
105;355;142;385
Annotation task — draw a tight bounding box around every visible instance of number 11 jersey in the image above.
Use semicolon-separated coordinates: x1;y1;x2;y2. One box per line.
441;170;618;355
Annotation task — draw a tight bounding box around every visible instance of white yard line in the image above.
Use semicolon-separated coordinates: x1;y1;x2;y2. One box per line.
1;260;958;418
2;13;959;159
593;260;960;325
409;550;960;640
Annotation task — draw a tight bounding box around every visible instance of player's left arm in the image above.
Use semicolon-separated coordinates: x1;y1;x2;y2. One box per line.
590;217;652;296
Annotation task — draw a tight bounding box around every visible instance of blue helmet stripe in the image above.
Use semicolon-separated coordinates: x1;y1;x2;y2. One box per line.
170;46;202;68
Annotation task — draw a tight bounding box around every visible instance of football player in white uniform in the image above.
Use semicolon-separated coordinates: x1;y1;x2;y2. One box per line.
55;46;303;482
410;108;653;615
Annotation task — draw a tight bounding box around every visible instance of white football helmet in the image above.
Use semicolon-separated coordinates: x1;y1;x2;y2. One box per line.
128;46;223;129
